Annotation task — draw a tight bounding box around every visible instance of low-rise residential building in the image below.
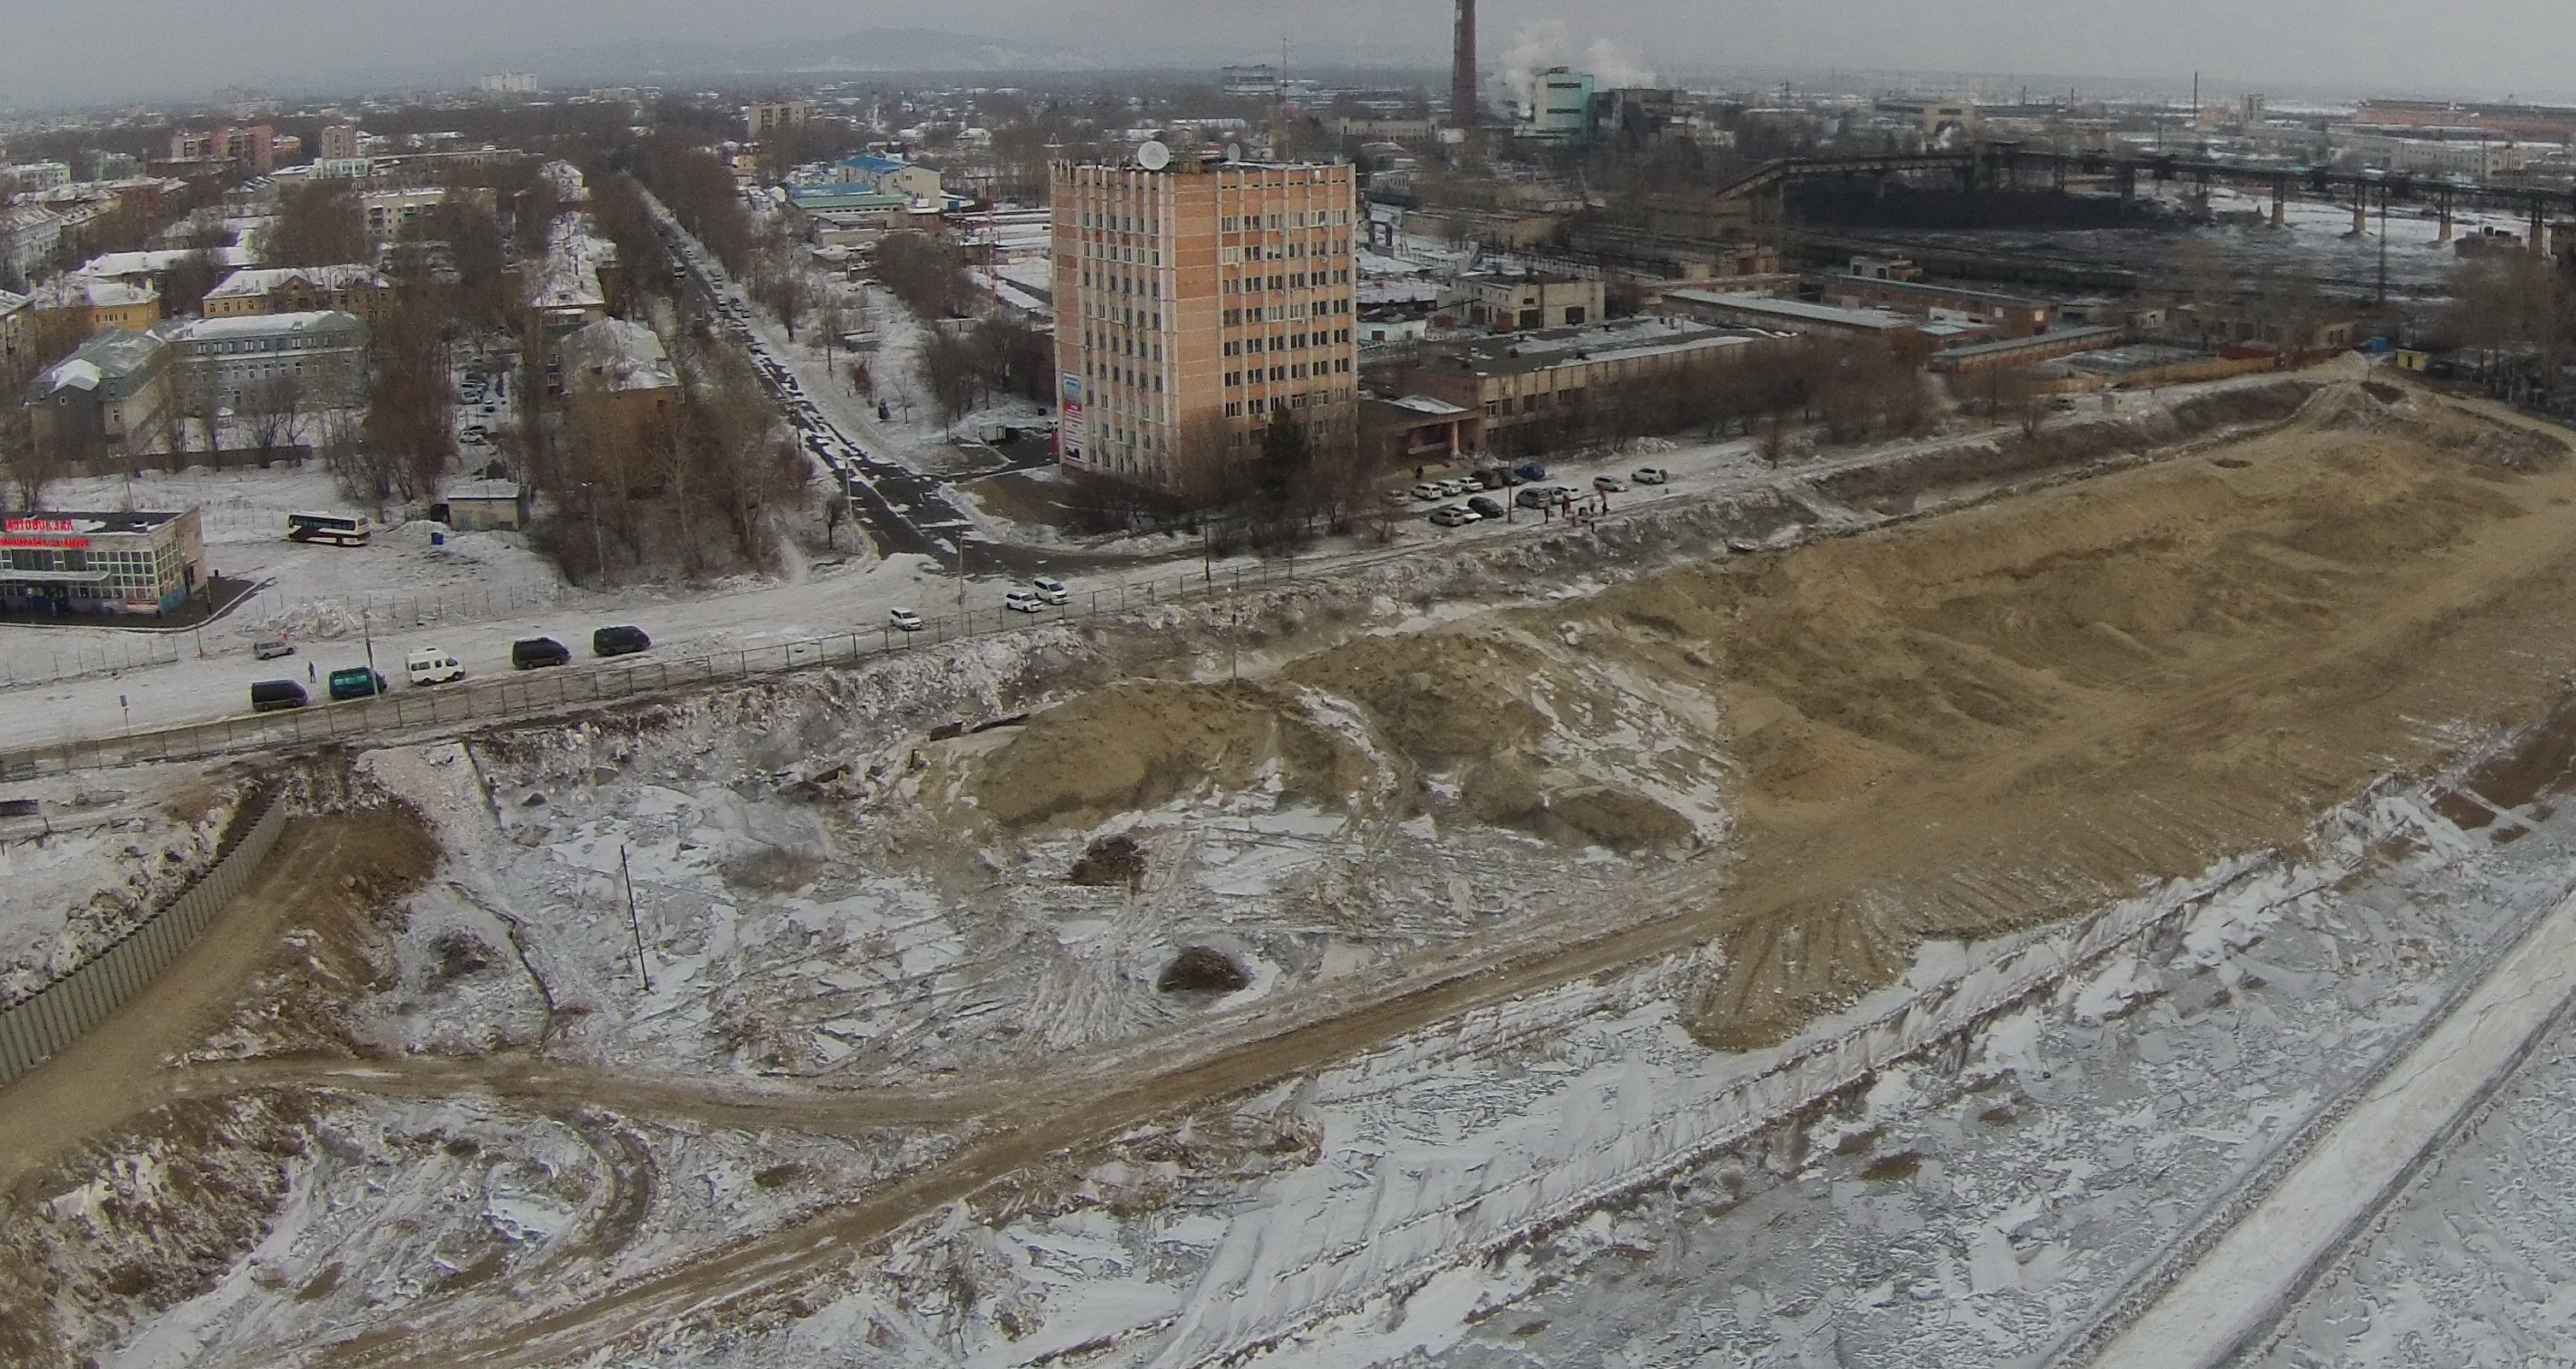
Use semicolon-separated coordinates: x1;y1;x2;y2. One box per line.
0;204;64;284
22;329;177;462
28;274;162;342
202;264;392;324
359;186;448;241
1453;269;1602;331
0;508;205;617
539;160;588;204
163;310;371;408
555;317;679;446
0;289;30;385
525;214;619;333
4;162;72;192
74;246;258;292
1398;316;1791;455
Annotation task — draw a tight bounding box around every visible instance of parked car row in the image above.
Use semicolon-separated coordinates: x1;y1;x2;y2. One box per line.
246;626;651;712
889;575;1076;631
1404;463;1665;528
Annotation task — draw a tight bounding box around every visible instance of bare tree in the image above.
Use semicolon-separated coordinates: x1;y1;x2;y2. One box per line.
241;373;306;464
362;292;457;501
0;402;61;510
918;324;986;423
1984;365;2050;439
261;182;369;268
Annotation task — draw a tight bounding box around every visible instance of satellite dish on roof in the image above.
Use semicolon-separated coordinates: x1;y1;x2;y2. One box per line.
1136;139;1171;171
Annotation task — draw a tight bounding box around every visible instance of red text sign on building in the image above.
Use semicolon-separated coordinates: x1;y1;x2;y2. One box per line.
3;517;77;534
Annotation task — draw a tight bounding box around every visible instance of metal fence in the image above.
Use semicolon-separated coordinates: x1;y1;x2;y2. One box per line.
240;580;571;637
0;634;188;687
0;560;1320;781
0;797;287;1086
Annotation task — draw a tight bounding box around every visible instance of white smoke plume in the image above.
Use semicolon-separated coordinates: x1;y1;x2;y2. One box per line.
1585;38;1658;91
1492;23;1661;117
1494;20;1565;118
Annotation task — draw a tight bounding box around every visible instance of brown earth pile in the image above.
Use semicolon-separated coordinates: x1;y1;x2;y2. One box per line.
1623;390;2576;1043
962;381;2576;1048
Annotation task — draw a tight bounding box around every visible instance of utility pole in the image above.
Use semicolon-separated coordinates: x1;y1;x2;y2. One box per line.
2377;189;2390;307
621;845;651;993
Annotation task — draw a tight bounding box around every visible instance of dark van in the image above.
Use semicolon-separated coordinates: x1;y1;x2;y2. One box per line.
327;667;387;701
511;637;570;670
592;625;651;657
250;680;309;712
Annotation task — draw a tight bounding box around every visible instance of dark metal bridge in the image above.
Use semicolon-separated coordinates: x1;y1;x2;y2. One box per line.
1714;142;2576;241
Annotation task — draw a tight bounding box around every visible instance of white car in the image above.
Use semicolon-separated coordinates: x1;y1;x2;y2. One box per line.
1005;589;1044;613
1632;467;1669;485
404;648;463;686
1593;475;1628;493
888;608;924;632
1031;575;1071;605
1429;505;1480;527
1411;483;1442;502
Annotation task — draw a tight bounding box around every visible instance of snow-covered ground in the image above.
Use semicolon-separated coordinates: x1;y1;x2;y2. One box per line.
0;764;253;1000
564;759;2570;1369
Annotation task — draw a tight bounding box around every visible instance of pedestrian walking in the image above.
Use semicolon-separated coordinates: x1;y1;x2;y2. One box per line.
307;661;315;682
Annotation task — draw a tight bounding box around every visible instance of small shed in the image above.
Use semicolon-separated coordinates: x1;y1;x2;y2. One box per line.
439;480;523;532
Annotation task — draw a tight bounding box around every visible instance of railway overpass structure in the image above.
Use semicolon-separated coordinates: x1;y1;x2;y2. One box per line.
1710;142;2576;247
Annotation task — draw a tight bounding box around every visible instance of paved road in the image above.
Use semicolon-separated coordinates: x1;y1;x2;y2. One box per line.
645;200;989;569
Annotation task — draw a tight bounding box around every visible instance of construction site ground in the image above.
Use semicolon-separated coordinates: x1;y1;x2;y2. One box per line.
13;365;2576;1368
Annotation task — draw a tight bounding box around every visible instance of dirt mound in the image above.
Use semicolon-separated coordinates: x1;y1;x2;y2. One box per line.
1815;379;2315;509
1067;834;1147;887
1624;396;2576;1046
1157;946;1252;993
970;679;1373;828
1281;630;1554;760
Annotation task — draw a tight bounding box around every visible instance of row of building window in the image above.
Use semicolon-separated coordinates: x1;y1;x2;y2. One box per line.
1222;357;1355;387
1217;239;1349;265
1224;298;1353;326
1222;327;1353;356
1221;391;1341;421
1217;209;1351;231
1222;270;1352;292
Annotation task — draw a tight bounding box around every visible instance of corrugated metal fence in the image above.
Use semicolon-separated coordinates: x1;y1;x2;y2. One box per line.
0;797;288;1086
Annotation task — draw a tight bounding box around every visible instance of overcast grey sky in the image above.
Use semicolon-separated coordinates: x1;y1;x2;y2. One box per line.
3;0;2561;109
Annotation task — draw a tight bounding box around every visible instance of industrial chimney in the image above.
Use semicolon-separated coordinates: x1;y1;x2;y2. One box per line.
1451;0;1477;128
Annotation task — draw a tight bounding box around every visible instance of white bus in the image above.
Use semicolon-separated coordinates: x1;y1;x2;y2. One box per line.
286;512;373;546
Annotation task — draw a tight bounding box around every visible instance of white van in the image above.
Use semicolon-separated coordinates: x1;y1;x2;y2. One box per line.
1031;575;1070;605
405;648;464;686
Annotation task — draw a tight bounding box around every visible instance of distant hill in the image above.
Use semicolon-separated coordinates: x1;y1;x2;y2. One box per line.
531;27;1117;80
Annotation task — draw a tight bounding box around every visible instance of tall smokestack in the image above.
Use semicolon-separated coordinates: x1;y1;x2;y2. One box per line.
1452;0;1478;128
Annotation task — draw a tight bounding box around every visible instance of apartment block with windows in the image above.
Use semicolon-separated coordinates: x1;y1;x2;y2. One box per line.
1051;156;1359;491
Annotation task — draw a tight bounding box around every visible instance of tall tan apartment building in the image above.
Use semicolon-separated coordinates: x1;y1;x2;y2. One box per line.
1052;156;1359;491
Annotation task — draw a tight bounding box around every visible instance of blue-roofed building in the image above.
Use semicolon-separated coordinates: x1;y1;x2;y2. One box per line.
831;153;942;203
